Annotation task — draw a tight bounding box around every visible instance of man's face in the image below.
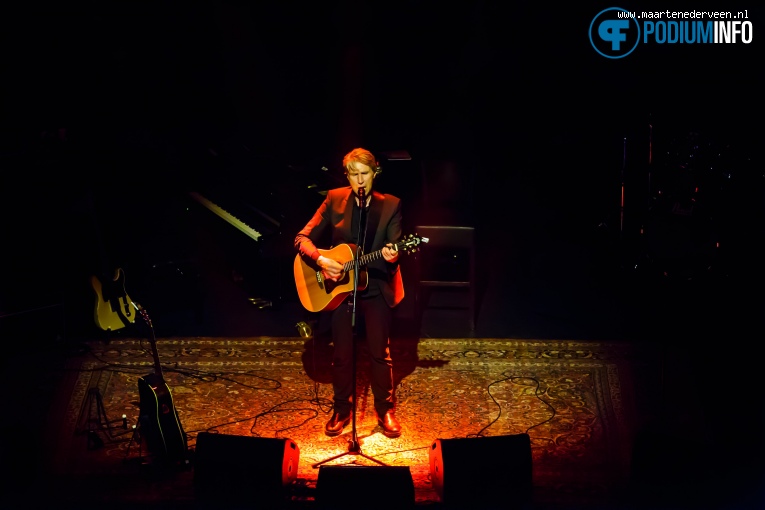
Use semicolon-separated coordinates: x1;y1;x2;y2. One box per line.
346;161;375;198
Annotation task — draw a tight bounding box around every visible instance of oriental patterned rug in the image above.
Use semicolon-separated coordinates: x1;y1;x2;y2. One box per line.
48;337;639;508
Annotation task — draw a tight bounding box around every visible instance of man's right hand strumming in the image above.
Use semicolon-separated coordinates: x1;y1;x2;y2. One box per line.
317;255;344;281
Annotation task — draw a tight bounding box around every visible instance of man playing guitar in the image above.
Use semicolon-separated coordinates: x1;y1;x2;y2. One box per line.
295;148;404;439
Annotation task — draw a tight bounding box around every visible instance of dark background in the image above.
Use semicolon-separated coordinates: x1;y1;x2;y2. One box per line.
1;2;761;341
0;1;761;324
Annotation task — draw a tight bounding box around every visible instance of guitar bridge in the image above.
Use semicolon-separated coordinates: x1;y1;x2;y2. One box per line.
315;271;324;290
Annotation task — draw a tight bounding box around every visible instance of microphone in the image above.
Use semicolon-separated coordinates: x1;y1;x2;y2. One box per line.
357;187;366;207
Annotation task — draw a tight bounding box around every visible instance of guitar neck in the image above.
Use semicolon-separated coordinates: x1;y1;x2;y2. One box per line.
341;239;405;272
150;338;164;379
136;303;164;379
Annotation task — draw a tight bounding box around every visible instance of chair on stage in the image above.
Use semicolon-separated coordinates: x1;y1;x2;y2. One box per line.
413;157;477;333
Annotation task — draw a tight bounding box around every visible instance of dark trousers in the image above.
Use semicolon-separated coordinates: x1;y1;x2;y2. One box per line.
330;293;394;417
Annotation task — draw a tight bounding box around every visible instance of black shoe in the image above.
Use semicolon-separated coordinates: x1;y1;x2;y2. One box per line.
377;411;402;438
325;411;351;437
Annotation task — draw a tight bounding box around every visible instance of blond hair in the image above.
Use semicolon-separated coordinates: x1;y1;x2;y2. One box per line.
342;148;380;174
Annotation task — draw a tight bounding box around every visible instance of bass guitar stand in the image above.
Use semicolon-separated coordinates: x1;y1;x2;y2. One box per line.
312;190;387;469
77;386;132;450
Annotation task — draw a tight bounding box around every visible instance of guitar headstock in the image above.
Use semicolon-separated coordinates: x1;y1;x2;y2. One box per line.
133;301;153;328
397;233;429;254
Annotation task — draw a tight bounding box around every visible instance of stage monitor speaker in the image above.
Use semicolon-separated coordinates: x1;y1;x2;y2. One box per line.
429;434;533;509
316;465;415;509
193;432;299;506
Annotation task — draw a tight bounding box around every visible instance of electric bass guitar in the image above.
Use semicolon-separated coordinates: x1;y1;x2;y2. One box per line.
294;234;428;313
135;303;188;462
90;268;136;331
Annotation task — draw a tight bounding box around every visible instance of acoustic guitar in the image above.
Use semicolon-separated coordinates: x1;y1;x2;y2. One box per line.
294;234;428;313
135;303;188;462
91;268;136;331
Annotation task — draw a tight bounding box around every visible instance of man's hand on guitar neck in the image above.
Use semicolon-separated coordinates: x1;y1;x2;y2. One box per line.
317;255;344;281
381;243;399;263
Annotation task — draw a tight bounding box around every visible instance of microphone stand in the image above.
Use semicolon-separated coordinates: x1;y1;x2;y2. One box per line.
312;189;387;468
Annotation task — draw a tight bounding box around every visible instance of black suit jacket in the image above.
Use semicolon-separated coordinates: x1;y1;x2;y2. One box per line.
295;187;404;307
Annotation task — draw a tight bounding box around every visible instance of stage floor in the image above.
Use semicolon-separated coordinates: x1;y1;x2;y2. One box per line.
5;332;761;509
